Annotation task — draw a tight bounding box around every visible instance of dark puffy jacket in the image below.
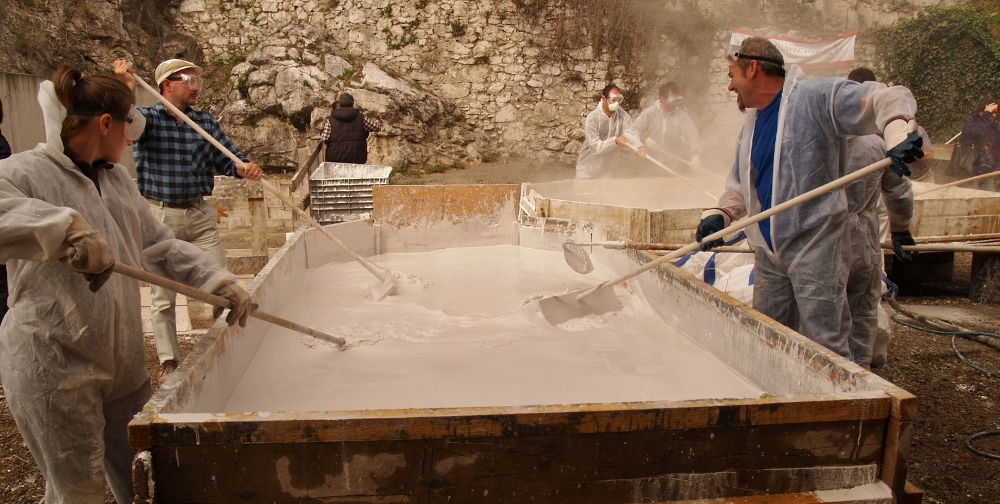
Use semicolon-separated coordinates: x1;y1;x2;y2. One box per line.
325;107;369;164
0;133;10;161
961;112;1000;175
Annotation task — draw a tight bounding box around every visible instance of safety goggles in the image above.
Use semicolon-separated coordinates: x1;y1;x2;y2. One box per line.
606;94;624;104
165;73;202;89
67;105;146;141
666;95;684;105
727;48;784;67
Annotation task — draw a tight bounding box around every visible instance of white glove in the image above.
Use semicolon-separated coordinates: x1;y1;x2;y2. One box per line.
883;119;917;151
61;213;115;292
689;155;701;170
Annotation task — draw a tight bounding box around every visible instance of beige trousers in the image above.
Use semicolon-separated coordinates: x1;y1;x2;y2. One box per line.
149;201;228;363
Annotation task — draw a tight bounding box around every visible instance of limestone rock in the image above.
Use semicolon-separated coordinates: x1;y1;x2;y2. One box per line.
324;55;353;79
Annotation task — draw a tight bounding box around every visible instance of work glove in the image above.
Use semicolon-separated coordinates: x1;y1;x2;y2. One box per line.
61;213;115;292
643;137;659;150
884;119;924;178
891;231;918;262
696;209;729;251
212;281;254;327
690;155;701;170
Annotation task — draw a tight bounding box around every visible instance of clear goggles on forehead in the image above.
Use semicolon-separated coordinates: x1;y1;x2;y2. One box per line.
165;73;202;88
606;94;624;104
67;105;147;141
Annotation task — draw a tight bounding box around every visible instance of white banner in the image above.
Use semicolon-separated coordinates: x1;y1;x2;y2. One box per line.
729;29;856;70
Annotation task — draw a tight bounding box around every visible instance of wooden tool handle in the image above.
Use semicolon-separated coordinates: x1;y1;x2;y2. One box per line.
626;143;718;200
112;263;346;348
133;74;389;284
916;171;999;196
578;157;894;301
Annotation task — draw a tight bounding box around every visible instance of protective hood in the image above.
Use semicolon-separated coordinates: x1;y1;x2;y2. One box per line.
37;80;67;157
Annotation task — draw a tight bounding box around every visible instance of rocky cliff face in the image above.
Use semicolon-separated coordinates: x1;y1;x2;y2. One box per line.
0;0;953;172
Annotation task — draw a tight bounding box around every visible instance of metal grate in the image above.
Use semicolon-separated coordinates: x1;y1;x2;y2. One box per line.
309;162;393;224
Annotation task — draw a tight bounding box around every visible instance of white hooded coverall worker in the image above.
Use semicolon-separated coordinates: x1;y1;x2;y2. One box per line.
634;81;702;171
0;67;251;504
842;134;914;368
575;84;646;179
696;38;922;361
841;68;916;369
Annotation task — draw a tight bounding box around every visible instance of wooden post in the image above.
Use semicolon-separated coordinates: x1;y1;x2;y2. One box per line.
248;180;267;258
970;252;1000;304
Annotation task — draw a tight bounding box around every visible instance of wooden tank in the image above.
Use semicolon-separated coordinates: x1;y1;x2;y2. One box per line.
129;184;921;503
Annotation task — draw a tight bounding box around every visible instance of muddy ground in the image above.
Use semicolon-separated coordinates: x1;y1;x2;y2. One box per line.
1;160;998;503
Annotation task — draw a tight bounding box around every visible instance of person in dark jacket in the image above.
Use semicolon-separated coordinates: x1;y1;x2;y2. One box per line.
0;98;10;323
320;93;382;164
960;99;1000;191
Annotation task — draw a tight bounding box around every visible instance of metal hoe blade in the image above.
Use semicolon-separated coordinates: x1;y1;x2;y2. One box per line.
366;275;397;301
562;240;594;274
539;286;623;326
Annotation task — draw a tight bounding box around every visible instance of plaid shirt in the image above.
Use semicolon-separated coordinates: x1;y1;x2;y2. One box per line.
133;102;249;203
319;113;382;142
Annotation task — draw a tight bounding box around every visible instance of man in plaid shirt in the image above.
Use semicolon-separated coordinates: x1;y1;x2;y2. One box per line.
116;59;263;382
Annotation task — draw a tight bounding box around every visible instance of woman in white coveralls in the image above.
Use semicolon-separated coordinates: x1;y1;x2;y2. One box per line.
0;65;252;504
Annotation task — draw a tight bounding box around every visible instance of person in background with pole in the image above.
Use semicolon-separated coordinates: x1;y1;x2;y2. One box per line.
114;59;263;383
575;84;646;179
959;99;1000;191
0;65;251;504
695;37;923;361
0;98;10;324
634;81;701;172
841;67;916;369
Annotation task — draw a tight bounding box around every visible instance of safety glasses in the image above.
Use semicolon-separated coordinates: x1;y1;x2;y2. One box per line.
67;105;146;141
165;73;202;89
606;94;624;104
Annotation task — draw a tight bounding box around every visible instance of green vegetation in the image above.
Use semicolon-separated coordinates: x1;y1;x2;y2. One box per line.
872;3;1000;138
415;0;428;9
338;68;355;79
424;164;446;174
449;20;466;37
381;3;393;17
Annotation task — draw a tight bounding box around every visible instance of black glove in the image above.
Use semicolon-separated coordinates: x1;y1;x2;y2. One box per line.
696;214;726;251
891;231;917;262
886;132;923;178
84;268;115;293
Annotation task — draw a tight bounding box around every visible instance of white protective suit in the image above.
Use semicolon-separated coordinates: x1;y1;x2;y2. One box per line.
633;101;701;169
842;135;913;368
0;82;236;504
575;103;642;179
715;65;917;359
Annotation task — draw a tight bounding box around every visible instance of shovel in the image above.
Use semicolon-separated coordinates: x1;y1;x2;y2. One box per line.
131;74;397;301
626;143;719;200
539;157;896;326
562;240;751;274
112;263;346;349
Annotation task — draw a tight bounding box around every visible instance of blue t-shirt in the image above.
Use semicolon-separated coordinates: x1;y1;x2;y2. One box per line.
751;91;782;250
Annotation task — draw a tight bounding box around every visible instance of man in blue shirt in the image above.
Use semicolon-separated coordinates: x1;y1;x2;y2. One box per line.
116;59;263;381
695;37;922;361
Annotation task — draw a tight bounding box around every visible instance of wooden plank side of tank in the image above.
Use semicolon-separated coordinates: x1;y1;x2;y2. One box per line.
910;213;1000;238
649;208;700;244
142;391;887;446
147;418;886;503
545;198;651;242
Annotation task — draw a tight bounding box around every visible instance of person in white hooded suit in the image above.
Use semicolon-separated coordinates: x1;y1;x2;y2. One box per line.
696;37;923;361
575;84;646;179
0;66;252;504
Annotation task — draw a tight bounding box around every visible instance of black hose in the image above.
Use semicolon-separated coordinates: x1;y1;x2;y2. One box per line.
888;310;1000;460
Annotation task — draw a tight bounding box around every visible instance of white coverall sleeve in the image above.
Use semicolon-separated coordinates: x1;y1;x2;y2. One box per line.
0;178;76;263
880;170;914;232
831;80;918;137
621;114;642;149
633;107;652;140
715;143;746;220
583;114;618;156
133;188;236;293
